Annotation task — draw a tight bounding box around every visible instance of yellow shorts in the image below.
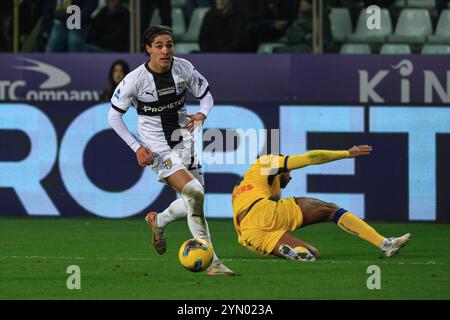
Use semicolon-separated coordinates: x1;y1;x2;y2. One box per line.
238;197;303;255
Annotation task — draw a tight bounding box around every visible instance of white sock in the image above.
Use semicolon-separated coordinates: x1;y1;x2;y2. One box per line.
182;179;219;263
189;217;219;263
156;198;187;228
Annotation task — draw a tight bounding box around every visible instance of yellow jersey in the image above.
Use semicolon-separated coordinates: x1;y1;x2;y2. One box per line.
231;150;350;217
231;150;350;250
232;154;287;216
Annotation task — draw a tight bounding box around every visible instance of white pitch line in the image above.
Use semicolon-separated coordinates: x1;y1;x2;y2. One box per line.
224;259;443;265
0;256;445;265
0;256;156;261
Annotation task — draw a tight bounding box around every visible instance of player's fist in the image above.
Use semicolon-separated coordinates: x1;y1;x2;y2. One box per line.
348;145;372;158
136;146;154;167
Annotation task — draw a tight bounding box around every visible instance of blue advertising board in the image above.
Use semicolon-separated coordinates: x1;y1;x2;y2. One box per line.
0;54;449;221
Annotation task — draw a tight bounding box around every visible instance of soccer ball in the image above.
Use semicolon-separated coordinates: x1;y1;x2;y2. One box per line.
178;238;213;272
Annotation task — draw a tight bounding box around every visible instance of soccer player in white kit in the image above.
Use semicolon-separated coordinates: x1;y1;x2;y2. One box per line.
107;25;234;276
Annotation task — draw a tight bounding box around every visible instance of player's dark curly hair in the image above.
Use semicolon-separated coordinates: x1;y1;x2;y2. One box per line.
143;25;173;56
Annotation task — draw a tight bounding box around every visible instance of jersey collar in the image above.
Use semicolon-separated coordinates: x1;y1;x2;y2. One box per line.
145;58;174;75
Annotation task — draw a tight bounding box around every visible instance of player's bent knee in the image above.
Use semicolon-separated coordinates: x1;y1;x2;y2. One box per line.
324;202;339;221
326;202;339;210
181;179;204;199
181;179;205;216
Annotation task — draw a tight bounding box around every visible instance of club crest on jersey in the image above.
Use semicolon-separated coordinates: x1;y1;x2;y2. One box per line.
177;81;186;92
162;159;173;170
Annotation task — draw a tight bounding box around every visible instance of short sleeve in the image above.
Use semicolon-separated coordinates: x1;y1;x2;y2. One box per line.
184;60;210;99
110;74;137;113
257;154;289;176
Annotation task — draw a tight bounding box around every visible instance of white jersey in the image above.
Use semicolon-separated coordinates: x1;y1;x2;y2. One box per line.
111;57;210;156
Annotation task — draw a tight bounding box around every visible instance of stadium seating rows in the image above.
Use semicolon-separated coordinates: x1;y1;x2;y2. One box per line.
176;5;450;54
95;1;450;55
331;6;450;54
151;6;209;53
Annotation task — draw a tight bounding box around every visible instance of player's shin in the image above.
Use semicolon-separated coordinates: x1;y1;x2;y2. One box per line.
181;179;219;262
333;208;386;248
156;198;187;228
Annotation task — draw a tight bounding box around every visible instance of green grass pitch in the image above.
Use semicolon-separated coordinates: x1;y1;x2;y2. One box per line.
0;217;449;299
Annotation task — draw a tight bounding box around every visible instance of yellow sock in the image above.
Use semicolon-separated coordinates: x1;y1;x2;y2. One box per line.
334;209;385;248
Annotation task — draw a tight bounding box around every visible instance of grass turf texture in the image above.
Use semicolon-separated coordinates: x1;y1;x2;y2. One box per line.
0;217;449;300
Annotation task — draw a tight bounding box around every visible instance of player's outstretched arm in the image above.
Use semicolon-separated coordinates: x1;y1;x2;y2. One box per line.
286;145;372;170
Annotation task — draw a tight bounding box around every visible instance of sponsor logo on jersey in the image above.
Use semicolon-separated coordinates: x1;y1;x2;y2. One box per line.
140;95;186;114
145;90;155;97
158;86;175;96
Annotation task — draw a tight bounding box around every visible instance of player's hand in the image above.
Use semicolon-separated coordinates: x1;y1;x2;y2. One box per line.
348;145;373;158
136;146;154;167
185;112;206;133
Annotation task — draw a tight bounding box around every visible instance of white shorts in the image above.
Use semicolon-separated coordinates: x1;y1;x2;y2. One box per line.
150;146;204;186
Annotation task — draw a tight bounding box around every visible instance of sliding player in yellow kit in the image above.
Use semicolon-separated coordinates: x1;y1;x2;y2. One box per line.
232;145;411;261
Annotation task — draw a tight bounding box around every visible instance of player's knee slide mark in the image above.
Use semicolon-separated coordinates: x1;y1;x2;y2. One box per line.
332;208;348;224
278;244;315;261
182;179;205;217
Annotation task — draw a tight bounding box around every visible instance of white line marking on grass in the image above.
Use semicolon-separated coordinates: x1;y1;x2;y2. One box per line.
325;260;439;265
0;256;157;261
222;259;444;265
0;256;445;265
